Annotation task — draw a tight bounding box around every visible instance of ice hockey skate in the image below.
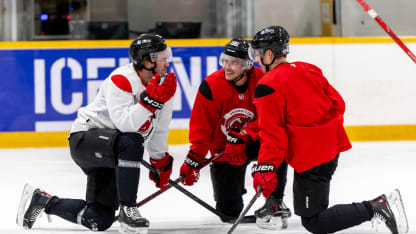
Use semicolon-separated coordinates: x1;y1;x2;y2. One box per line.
371;189;408;234
387;189;409;234
254;196;291;230
16;183;52;229
118;205;149;234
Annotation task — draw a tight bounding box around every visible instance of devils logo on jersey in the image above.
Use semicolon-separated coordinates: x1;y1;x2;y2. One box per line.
220;108;255;136
138;115;154;140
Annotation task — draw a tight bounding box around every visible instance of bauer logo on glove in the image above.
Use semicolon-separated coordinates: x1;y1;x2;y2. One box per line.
251;164;275;174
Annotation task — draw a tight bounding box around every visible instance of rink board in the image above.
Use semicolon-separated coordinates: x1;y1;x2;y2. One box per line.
1;37;416;147
1;125;416;148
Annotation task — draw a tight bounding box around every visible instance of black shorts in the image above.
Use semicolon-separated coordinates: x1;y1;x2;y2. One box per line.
293;155;339;217
69;129;120;210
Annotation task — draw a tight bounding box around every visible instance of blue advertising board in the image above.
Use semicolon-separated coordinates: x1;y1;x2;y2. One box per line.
0;46;224;132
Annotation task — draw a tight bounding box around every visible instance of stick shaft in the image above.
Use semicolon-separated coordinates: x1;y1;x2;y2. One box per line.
140;159;230;219
355;0;416;64
227;189;262;234
137;151;224;207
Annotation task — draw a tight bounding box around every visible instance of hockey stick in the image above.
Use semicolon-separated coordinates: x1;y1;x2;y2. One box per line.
227;188;262;234
113;152;225;223
137;151;224;208
140;154;255;223
355;0;416;64
140;159;237;221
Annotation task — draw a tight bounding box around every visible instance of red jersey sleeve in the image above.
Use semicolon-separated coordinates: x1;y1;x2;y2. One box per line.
189;80;220;160
243;119;259;141
242;66;264;142
254;83;287;168
309;63;346;116
327;83;346;116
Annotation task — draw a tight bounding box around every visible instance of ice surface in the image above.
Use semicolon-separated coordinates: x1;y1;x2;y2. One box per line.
1;141;415;233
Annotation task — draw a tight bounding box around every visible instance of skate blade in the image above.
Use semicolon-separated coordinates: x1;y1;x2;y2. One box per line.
388;189;409;234
16;183;35;227
119;223;148;234
256;215;288;230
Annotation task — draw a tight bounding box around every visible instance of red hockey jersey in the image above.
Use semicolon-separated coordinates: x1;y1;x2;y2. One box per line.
189;67;264;162
254;62;351;173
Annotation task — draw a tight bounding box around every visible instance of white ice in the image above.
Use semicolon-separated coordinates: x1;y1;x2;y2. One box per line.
1;141;415;234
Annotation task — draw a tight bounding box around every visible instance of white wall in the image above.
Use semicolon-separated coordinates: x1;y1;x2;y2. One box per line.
288;41;416;125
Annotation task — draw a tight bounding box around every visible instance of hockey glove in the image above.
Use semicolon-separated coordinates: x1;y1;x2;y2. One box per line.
252;164;277;198
225;128;250;165
180;151;204;186
140;72;177;112
149;153;173;189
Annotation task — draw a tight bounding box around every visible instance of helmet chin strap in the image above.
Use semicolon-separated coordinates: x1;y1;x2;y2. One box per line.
142;62;157;75
231;72;246;84
261;53;276;72
228;68;250;85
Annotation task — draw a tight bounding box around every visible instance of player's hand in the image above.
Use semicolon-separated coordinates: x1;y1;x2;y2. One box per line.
180;151;204;186
149;153;173;189
252;164;277;198
225;128;250;165
140;72;177;112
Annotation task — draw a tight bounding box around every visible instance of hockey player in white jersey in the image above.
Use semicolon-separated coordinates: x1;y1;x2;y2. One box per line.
16;34;177;234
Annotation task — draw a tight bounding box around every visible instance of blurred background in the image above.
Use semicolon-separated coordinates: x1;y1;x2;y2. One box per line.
1;0;416;41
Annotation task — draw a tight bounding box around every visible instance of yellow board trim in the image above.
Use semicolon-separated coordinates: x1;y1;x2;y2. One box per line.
1;125;416;148
345;124;416;142
1;37;416;49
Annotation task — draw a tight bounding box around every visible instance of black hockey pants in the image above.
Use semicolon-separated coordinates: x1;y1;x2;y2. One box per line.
45;129;144;231
294;155;373;234
211;139;288;219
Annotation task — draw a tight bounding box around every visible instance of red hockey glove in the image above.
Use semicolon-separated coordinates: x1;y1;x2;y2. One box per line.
149;153;173;189
225;128;250;165
140;72;177;112
252;164;277;198
180;151;204;186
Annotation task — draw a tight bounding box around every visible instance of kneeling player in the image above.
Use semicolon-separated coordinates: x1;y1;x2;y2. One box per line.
179;38;291;228
16;34;177;234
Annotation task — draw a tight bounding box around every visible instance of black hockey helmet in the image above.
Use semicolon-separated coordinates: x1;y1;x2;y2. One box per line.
129;34;171;70
223;38;251;60
220;38;253;69
248;26;290;60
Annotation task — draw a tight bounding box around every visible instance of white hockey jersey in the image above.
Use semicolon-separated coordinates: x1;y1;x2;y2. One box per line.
70;63;174;160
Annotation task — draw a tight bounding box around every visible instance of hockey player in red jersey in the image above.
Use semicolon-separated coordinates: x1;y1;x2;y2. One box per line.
16;34;177;234
249;25;408;234
179;38;291;227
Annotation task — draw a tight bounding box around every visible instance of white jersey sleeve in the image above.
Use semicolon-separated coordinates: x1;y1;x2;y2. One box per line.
70;63;171;148
105;79;153;132
145;97;174;159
